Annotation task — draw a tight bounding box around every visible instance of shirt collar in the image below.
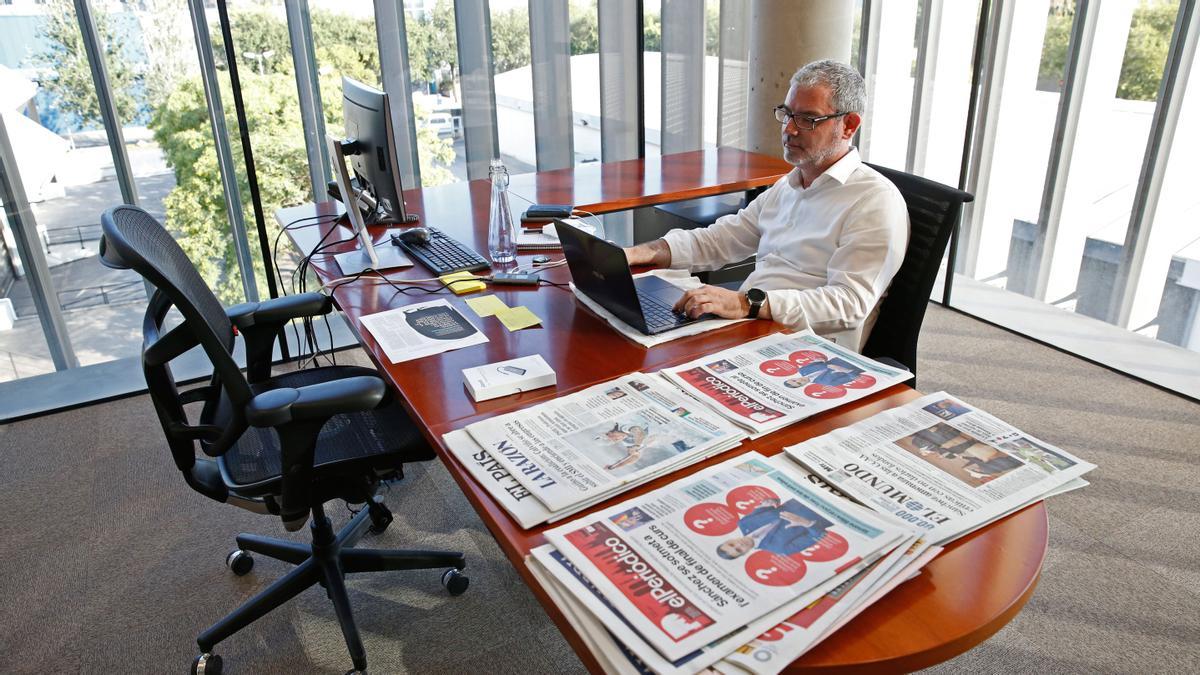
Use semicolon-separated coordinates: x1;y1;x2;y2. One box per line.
786;147;862;190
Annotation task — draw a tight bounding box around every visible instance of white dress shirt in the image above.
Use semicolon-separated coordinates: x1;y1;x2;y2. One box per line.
662;148;909;351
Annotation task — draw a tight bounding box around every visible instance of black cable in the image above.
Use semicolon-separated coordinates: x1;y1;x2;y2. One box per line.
273;214;339;363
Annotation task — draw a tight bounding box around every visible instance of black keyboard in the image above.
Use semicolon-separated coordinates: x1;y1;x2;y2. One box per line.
638;292;692;332
391;227;490;275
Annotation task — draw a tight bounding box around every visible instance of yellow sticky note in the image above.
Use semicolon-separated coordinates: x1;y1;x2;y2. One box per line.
464;294;509;317
495;305;542;332
440;271;487;295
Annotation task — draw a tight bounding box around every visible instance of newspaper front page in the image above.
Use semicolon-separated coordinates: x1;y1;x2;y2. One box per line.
450;372;746;519
785;392;1096;544
542;453;907;662
659;332;912;437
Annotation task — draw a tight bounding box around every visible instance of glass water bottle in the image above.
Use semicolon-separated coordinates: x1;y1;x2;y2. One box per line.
487;159;517;265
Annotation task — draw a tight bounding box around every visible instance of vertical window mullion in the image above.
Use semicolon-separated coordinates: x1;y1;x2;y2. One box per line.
72;0;138;207
286;0;332;200
455;0;501;180
0;117;78;370
1109;0;1198;326
185;0;259;302
598;0;642;162
660;0;704;154
716;0;750;149
530;0;575;170
375;0;422;187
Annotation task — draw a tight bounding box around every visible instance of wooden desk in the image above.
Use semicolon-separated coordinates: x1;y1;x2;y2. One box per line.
278;149;1047;673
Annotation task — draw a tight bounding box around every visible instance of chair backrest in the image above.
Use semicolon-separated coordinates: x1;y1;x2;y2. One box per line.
99;205;252;498
861;163;974;376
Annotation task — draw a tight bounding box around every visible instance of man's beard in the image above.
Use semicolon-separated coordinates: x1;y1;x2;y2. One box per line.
785;140;841;167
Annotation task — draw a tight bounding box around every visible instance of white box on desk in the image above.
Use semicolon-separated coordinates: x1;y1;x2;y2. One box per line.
463;355;556;402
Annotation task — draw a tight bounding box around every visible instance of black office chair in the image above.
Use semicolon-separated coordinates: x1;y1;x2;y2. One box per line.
98;205;468;675
861;163;974;383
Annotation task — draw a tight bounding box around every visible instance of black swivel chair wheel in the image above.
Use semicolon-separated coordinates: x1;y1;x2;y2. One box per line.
225;549;254;576
441;568;469;596
192;652;222;675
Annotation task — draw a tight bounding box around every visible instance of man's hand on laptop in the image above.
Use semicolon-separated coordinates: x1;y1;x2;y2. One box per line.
674;285;770;320
623;239;672;267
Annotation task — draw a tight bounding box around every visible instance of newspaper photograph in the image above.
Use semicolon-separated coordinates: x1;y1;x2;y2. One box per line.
543;453;907;662
462;372;746;514
659;332;912;437
785;392;1096;544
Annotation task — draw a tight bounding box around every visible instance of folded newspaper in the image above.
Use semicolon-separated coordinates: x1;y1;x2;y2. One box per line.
785;391;1095;545
537;452;910;666
660;331;913;438
526;458;937;675
443;372;747;528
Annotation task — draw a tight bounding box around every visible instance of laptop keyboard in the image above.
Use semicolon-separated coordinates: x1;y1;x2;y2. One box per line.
638;292;691;331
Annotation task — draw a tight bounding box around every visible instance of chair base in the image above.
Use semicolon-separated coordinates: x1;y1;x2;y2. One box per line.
195;500;466;672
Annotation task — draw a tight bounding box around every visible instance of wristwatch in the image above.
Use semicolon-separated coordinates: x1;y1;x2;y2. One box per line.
746;288;766;319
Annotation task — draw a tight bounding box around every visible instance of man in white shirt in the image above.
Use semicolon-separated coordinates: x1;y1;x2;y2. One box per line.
624;59;909;351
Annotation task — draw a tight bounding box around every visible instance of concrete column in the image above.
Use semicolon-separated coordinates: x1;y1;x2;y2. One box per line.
745;0;853;157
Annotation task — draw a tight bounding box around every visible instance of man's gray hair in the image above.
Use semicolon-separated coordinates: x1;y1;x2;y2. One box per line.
790;60;867;114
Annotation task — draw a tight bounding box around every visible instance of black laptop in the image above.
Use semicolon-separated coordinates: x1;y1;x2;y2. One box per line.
556;221;704;335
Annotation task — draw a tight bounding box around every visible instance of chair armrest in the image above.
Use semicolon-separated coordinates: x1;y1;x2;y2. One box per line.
247;375;387;531
228;293;334;383
246;376;386;427
227;292;332;330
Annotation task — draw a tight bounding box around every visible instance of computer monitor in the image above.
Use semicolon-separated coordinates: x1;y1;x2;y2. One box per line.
327;133;412;275
341;76;419;225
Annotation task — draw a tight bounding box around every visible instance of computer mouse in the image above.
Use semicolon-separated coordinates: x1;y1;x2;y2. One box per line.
394;227;431;245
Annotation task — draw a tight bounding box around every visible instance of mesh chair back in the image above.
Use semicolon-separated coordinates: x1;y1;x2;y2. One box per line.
99;205;252;470
861;164;974;376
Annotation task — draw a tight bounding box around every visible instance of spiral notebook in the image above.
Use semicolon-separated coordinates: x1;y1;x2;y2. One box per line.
516;229;562;250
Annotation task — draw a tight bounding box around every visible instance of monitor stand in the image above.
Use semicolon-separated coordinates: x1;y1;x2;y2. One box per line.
334;242;412;276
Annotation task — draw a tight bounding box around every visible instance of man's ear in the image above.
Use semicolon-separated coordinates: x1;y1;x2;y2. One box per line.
842;112;862;139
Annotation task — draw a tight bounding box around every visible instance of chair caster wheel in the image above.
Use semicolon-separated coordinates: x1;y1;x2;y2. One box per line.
367;508;392;535
441;568;469;596
226;549;254;576
192;652;223;675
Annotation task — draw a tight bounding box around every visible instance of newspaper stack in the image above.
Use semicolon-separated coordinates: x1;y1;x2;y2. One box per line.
526;452;917;674
660;332;913;438
785;391;1095;546
443;372;748;528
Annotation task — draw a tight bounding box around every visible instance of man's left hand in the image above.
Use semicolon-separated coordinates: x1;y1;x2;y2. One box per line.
674;285;751;319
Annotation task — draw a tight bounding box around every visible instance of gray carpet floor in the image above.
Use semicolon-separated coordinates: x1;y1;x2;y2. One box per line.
0;303;1196;674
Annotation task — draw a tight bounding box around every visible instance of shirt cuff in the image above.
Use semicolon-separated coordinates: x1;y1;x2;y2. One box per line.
763;289;811;331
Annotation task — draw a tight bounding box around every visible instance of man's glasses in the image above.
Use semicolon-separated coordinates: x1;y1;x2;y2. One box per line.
774;105;849;130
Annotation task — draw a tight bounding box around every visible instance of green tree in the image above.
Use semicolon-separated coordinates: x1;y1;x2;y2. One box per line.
491;8;531;74
30;0;140;130
644;11;661;52
149;9;456;303
1038;0;1177;100
706;2;719;57
1116;0;1177;101
1037;4;1074;92
151;73;310;302
569;1;598;55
